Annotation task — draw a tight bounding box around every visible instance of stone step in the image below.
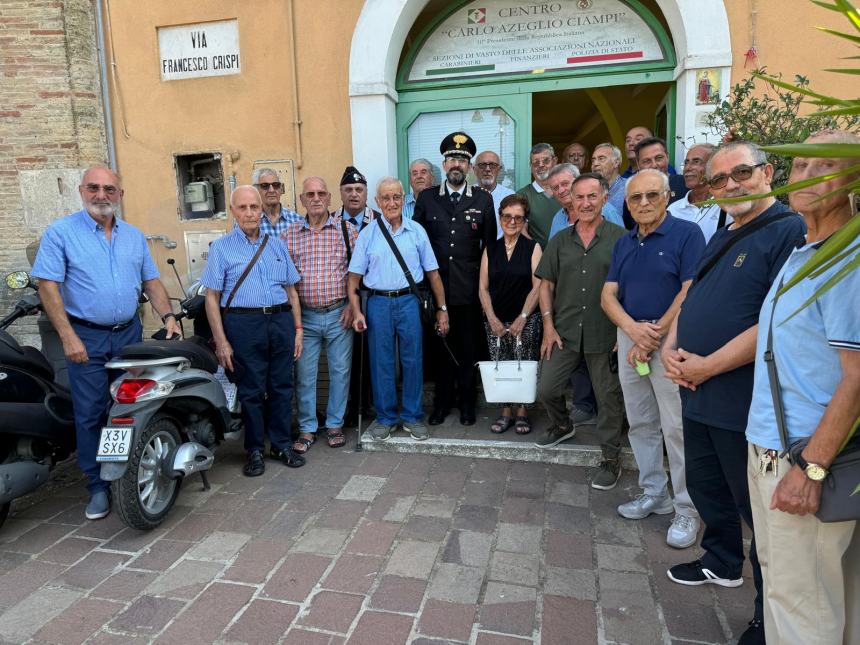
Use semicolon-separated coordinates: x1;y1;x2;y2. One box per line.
358;432;637;469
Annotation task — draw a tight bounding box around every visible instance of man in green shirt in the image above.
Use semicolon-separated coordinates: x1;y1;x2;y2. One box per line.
517;143;562;249
534;172;627;491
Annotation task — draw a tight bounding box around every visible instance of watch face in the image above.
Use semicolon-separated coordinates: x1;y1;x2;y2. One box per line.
806;464;827;481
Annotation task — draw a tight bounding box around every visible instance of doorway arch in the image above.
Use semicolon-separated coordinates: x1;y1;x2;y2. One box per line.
348;0;732;195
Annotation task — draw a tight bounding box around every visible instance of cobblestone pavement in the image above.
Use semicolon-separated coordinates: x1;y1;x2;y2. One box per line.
0;437;757;644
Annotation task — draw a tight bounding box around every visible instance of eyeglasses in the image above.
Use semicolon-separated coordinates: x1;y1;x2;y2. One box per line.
256;182;283;191
476;162;500;170
626;190;667;204
708;163;766;189
83;183;119;195
303;191;328;198
500;215;526;224
379;194;403;203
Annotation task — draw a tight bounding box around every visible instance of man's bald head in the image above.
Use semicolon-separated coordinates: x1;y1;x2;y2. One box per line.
230;184;262;208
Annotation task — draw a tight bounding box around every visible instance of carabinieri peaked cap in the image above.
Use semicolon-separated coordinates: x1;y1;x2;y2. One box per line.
340;166;367;186
440;131;477;160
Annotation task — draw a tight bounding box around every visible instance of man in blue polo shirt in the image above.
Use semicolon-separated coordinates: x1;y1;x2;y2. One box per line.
602;169;706;548
33;166;181;521
661;141;805;645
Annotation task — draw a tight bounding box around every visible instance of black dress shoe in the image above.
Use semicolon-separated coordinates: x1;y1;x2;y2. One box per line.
460;408;476;426
428;408;450;425
243;450;265;477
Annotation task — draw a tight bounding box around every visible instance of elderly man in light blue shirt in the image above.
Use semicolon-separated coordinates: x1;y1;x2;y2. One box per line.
32;165;180;521
745;131;860;644
349;177;447;442
253;167;301;238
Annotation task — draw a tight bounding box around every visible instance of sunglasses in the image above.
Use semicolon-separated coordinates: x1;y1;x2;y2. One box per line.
476;162;500;170
626;190;667;204
82;183;119;195
256;182;283;191
501;215;526;223
708;163;765;189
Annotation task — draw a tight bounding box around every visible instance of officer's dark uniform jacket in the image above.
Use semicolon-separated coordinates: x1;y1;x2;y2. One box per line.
413;183;498;306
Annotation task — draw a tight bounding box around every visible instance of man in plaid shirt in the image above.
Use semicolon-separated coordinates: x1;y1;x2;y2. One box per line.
284;176;358;454
254;167;302;237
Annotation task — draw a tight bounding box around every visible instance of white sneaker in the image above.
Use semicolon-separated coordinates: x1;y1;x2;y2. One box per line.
617;493;674;520
666;514;700;549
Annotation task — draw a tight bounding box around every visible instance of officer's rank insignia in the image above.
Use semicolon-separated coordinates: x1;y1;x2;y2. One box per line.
453;134;467;149
733;253;747;268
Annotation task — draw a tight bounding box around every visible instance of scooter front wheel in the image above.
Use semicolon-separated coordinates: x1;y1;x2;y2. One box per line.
112;415;182;530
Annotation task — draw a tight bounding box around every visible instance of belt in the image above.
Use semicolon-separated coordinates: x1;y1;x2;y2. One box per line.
369;288;412;298
223;304;291;314
636;319;659;324
68;315;136;332
303;298;346;314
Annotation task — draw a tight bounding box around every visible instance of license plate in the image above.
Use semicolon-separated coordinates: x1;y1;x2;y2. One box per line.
96;427;133;462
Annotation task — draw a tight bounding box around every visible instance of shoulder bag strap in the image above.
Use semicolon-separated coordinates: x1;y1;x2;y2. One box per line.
376;217;421;298
340;219;352;265
717;209;728;230
763;276;792;455
696;212;794;281
224;234;269;310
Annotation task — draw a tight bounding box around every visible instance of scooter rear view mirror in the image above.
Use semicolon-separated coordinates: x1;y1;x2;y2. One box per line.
5;271;31;290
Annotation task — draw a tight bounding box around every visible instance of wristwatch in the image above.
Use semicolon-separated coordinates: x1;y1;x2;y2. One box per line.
519;312;528;320
161;312;176;324
795;452;828;481
436;305;448;312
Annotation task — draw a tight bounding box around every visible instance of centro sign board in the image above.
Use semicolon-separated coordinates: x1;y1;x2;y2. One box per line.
158;19;241;81
406;0;666;82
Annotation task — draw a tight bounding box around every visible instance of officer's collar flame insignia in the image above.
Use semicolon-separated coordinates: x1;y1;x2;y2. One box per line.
453;134;467;149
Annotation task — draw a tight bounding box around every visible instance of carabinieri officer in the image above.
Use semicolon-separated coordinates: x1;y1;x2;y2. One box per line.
414;131;498;426
202;185;305;477
32;165;181;521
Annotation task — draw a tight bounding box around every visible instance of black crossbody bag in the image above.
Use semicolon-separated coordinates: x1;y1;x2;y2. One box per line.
764;276;860;523
375;218;435;326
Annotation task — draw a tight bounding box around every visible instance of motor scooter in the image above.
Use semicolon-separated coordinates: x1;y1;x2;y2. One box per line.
0;272;76;528
99;264;238;530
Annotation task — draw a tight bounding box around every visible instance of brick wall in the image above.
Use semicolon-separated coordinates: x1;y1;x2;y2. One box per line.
0;0;107;346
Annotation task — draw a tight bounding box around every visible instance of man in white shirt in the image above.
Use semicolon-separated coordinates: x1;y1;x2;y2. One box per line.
474;150;514;239
668;143;730;243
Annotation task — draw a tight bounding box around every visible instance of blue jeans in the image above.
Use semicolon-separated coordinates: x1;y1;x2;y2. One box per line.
367;294;423;425
66;317;142;495
223;310;295;453
296;303;353;434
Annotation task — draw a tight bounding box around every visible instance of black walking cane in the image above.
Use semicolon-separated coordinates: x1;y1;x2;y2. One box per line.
355;289;369;452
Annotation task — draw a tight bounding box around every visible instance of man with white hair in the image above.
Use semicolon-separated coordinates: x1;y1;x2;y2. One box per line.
590;143;627;214
349;177;448;441
602;168;706;548
516;143;561;249
668;143;728;242
253;167;301;237
474;150;514;239
402;158;434;220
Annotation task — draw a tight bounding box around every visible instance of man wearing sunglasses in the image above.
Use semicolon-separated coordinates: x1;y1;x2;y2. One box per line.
253;168;301;238
32;166;181;521
661;141;806;645
602;169;706;548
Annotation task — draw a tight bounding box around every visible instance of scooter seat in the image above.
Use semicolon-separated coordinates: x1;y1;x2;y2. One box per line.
118;336;219;373
0;331;54;382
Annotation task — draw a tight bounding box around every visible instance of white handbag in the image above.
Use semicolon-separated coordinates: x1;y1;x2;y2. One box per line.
478;336;539;404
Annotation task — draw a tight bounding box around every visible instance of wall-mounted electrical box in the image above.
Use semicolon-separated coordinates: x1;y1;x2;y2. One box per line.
184;230;224;282
174;152;226;219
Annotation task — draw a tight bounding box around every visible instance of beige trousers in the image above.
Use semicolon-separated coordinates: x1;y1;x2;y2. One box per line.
748;443;860;645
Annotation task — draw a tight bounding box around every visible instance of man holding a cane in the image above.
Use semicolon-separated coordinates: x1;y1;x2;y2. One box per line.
348;177;448;442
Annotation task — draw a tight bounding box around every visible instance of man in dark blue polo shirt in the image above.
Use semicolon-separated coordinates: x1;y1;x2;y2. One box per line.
602;169;706;549
661;141;805;645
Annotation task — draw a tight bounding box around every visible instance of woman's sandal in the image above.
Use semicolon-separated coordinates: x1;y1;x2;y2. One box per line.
293;435;314;454
514;416;532;434
326;428;346;448
491;416;514;434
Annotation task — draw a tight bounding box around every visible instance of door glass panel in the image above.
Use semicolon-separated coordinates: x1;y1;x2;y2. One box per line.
406;108;516;189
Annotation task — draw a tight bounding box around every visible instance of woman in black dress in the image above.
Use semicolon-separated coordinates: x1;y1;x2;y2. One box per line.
478;193;543;434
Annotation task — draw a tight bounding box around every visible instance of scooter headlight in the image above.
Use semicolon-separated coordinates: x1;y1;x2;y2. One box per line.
111;378;175;404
